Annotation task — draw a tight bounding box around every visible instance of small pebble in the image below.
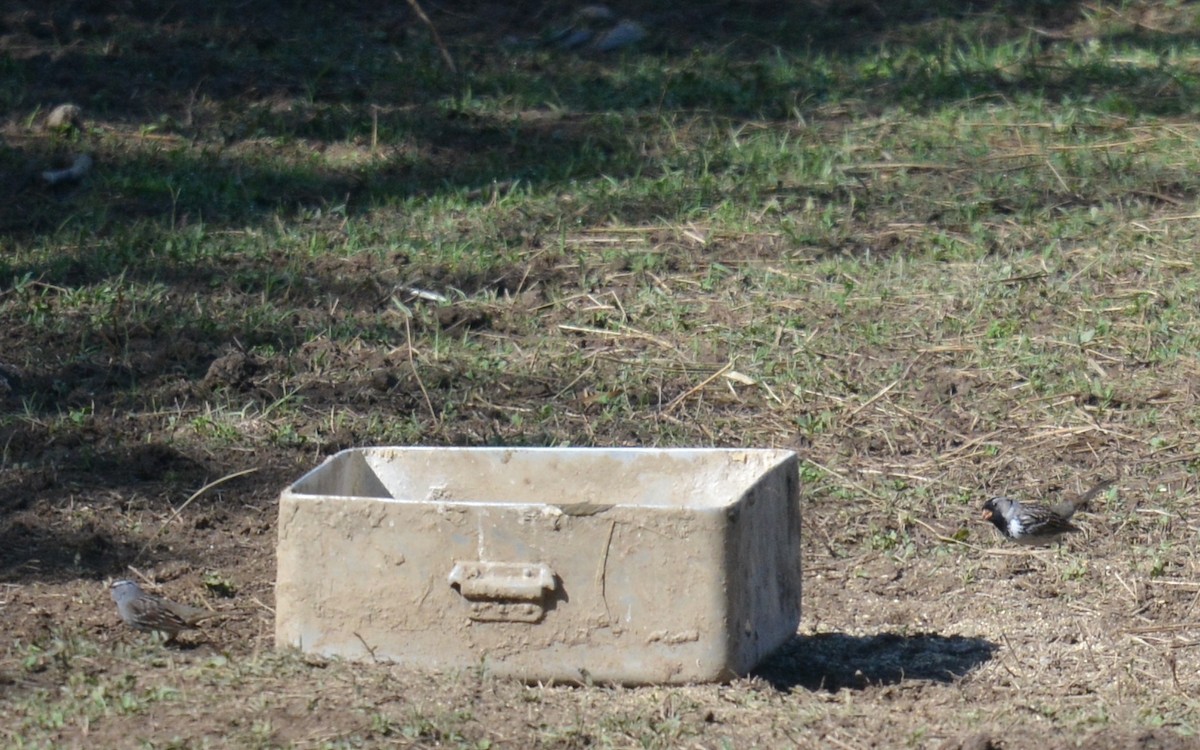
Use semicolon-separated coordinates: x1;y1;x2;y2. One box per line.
44;103;82;131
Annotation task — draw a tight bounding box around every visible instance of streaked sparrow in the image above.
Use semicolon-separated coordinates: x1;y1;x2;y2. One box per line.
109;579;218;640
981;479;1114;546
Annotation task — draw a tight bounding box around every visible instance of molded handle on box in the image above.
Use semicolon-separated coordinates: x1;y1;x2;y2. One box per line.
448;561;556;623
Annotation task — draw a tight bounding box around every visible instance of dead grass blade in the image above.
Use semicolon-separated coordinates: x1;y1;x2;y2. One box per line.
174;468;259;518
662;360;734;415
403;0;456;73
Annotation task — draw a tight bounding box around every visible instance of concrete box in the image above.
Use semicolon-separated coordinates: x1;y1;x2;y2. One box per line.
275;447;801;684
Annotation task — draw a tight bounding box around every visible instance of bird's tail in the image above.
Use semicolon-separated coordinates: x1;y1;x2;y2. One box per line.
1070;478;1115;512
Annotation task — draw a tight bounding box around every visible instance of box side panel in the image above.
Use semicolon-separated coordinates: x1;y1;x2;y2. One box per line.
723;454;802;675
276;495;736;683
277;495;461;664
482;507;732;684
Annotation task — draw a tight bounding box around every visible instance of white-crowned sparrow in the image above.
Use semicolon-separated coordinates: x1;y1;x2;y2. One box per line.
109;579;217;639
981;479;1114;545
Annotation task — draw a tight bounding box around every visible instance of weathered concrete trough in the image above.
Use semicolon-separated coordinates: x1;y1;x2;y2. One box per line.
275;447;801;684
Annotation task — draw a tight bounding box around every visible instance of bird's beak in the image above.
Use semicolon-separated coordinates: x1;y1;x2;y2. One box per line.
981;510;993;521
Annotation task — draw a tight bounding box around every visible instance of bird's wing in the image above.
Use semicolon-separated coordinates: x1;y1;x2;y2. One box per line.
164;600;219;625
1027;509;1081;534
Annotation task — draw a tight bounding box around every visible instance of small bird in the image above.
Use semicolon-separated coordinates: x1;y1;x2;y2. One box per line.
981;479;1115;546
109;579;218;640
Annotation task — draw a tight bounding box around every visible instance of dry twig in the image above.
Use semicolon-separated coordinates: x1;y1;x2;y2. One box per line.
404;0;456;73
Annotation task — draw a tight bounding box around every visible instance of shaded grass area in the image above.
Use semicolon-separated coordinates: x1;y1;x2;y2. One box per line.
6;1;1200;236
5;0;1200;748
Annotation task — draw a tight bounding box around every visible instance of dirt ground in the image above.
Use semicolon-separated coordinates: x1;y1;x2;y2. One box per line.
4;1;1200;748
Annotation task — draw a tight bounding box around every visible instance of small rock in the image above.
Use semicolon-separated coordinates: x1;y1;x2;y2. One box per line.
304;653;330;668
557;27;594;49
938;733;998;750
370;370;399;392
593;19;646;52
576;5;615;23
551;5;620;50
44;103;83;131
41;153;93;186
202;350;260;389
